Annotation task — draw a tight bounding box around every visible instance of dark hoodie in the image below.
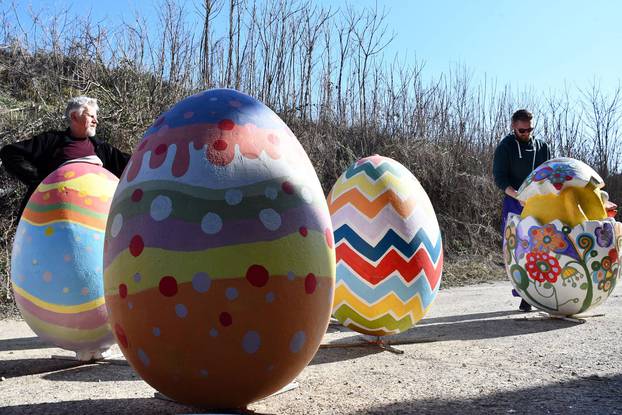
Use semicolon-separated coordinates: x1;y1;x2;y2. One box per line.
492;133;551;192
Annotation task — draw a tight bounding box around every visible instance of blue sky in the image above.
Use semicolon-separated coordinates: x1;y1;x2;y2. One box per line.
12;0;622;96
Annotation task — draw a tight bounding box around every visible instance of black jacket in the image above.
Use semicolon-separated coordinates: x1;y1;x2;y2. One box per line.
492;133;551;192
0;129;130;215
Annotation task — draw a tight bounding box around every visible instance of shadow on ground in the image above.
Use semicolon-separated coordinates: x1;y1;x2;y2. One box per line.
0;397;201;415
0;357;86;378
349;374;622;415
42;362;139;382
0;336;51;352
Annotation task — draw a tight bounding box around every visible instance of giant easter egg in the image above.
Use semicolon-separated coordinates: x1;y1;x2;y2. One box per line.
328;155;443;336
11;161;118;358
504;157;621;316
103;89;335;409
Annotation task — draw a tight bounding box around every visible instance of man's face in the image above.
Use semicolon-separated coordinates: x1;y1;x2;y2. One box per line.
512;119;533;142
70;105;98;138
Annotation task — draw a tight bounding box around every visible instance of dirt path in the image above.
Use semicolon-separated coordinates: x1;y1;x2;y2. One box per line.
1;281;621;415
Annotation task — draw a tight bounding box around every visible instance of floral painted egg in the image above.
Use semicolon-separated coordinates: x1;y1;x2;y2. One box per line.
103;89;335;409
504;157;621;316
328;155;443;336
11;162;118;359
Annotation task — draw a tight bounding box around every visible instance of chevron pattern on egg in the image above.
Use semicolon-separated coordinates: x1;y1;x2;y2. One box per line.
329;155;443;336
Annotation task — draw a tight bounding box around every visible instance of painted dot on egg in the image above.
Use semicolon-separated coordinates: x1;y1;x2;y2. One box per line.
246;264;269;287
119;284;128;298
44;226;54;236
219;312;233;327
199;369;209;378
159;276;178;297
225;189;243;205
226;287;239;301
213;139;228;151
305;273;317;294
242;331;261;354
84;198;93;206
287;271;296;281
209;328;219;337
115;324;128;348
218;119;235;130
131;189;144;202
32;259;38;265
175;304;188;318
299;227;308;237
81;287;89;296
129;235;144;257
259;209;282;231
42;271;52;282
183;111;194;119
264;186;278;200
153;327;161;337
289;331;306;353
300;187;313;203
265;292;275;303
229;100;242;108
63;254;72;262
282;181;295;194
324;228;334;249
62;287;70;294
138;348;151;366
133;273;142;283
110;214;123;238
192;272;212;293
201;212;223;234
64;171;75;179
128;301;134;310
150;195;173;221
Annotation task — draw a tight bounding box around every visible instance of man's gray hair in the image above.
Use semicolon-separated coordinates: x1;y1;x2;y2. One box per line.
65;96;99;120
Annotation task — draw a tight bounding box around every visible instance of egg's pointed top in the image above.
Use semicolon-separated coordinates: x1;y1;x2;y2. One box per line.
516;157;604;202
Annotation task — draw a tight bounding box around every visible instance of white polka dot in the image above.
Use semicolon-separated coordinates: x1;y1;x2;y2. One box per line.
300;187;313;203
290;331;306;353
138;348;150;366
201;213;223;234
150;195;172;221
259;209;281;231
175;304;188;318
242;331;261;354
225;189;243;205
265;292;275;303
264;186;278;200
110;214;123;237
226;287;239;301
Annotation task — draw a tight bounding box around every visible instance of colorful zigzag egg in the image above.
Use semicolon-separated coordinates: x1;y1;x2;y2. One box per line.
103;89;335;409
328;155;443;336
11;162;118;358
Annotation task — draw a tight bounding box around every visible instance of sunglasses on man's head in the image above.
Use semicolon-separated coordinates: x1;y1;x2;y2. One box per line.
517;128;534;134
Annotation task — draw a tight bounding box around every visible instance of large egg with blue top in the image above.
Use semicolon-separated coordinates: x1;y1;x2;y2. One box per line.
103;89;335;409
11;162;118;359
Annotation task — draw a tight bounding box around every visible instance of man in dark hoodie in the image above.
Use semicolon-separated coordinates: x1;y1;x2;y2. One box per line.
493;109;551;311
0;96;130;216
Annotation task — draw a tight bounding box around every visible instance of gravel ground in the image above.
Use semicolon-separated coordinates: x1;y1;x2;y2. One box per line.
1;281;622;415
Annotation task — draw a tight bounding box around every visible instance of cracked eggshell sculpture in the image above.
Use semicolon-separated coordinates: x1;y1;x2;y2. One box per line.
328;155;443;335
504;157;621;316
103;89;335;409
11;162;118;358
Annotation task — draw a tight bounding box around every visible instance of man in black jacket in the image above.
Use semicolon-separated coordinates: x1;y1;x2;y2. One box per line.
493;109;551;312
0;96;130;215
